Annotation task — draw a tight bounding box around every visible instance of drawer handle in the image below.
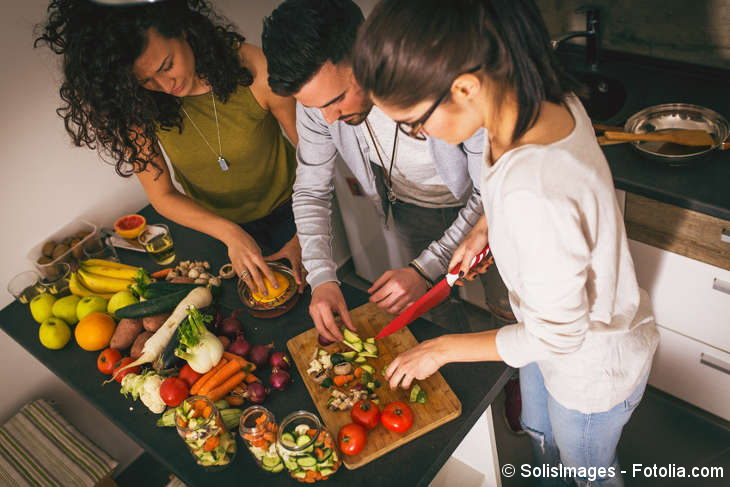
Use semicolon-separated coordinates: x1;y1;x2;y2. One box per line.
722;228;730;244
700;353;730;376
713;278;730;295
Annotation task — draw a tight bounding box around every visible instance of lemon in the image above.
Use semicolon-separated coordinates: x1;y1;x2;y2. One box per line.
107;290;138;317
251;272;290;303
39;317;71;350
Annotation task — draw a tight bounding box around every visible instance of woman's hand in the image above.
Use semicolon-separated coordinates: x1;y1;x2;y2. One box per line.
385;337;450;390
449;214;491;286
225;227;278;296
265;234;306;292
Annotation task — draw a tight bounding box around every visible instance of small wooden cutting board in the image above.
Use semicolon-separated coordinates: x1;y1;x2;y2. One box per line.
287;302;461;470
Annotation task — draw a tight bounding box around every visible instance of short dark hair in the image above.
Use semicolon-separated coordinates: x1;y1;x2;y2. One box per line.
262;0;364;96
353;0;581;143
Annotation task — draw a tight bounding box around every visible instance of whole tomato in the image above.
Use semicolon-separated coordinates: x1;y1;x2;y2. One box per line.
159;377;189;407
351;399;380;430
97;348;122;375
381;401;414;433
113;357;140;384
178;363;203;388
338;423;367;456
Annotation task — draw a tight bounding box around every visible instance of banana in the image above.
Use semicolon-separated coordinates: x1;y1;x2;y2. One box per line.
81;259;139;271
81;263;138;280
69;272;115;299
77;268;132;294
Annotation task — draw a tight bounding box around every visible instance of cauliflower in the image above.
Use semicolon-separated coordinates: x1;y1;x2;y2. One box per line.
140;373;166;414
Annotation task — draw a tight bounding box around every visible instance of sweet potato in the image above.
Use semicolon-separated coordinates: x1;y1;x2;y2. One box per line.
130;331;153;360
142;312;171;333
109;318;142;350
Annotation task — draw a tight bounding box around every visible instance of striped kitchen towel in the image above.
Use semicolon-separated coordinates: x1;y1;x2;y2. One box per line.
0;399;118;487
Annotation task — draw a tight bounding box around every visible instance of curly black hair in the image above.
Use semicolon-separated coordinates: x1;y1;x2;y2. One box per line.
262;0;363;97
35;0;252;177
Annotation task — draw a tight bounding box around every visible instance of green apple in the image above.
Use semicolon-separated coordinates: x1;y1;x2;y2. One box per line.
30;293;56;323
107;290;138;317
76;296;108;321
39;316;71;350
52;295;81;325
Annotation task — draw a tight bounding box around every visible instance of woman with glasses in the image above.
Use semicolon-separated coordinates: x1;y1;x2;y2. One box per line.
353;1;659;485
36;0;303;295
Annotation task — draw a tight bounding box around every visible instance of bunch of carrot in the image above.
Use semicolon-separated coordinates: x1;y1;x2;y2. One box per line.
241;412;277;450
190;353;259;402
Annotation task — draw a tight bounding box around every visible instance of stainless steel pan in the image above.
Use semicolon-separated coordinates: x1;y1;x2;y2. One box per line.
623;103;730;166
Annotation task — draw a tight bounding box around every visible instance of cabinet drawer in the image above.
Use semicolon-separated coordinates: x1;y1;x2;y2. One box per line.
625;193;730;271
649;325;730;422
629;239;730;352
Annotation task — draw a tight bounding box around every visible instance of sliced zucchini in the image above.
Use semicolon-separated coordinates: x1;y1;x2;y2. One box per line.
360;364;375;375
281;432;296;447
363;342;378;354
343;340;364;352
262;455;281;468
340;351;357;360
293;471;307;479
320;468;335;476
297;455;317;467
285;459;299;470
343;328;361;343
271;463;285;473
358;351;378;358
354;356;367;363
296;434;312;447
365;337;375;344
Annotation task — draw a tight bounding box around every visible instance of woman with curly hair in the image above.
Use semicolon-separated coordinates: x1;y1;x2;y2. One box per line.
36;0;303;295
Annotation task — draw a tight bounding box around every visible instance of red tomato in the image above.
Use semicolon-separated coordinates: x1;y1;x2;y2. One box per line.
178;363;203;388
381;401;414;433
113;357;140;384
159;377;189;407
337;423;367;456
97;348;122;375
351;399;380;430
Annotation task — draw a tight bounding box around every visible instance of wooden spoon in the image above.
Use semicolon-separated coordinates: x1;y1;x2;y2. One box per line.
603;129;715;147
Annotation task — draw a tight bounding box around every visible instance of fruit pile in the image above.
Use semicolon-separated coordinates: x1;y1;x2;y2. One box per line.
70;260;141;299
37;229;92;270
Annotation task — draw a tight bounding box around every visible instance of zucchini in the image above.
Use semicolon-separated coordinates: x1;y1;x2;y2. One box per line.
365;337;375;344
153;321;183;372
340;351;357;360
281;433;296;448
360;364;375;375
358;351;378;358
297;456;317;468
319;468;335;476
271;463;284;473
354;356;367;363
115;289;191;319
296;434;312;447
343;340;364;352
343;328;361;343
363;342;378;355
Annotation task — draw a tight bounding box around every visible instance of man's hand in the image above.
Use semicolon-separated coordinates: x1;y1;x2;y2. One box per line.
309;282;356;342
368;267;428;315
265;234;306;293
449;214;490;286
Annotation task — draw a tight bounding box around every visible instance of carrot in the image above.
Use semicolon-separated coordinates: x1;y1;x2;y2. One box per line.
223;352;256;372
245;373;261;384
190;358;228;395
206;371;246;402
354;367;363;379
150;268;172;279
203;435;220;452
333;374;354;387
255;413;267;426
199;360;241;395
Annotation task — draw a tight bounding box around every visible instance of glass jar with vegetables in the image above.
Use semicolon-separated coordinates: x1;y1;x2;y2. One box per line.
239;405;282;473
175;396;236;469
276;410;340;482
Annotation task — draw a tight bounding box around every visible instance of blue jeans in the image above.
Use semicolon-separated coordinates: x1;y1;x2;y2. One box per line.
520;362;649;487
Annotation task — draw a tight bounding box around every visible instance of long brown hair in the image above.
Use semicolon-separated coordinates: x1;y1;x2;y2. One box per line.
352;0;580;143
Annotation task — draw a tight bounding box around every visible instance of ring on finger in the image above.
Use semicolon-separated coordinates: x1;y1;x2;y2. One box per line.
239;269;251;282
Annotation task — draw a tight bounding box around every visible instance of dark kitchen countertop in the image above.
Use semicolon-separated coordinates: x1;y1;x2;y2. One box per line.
559;46;730;222
0;205;512;487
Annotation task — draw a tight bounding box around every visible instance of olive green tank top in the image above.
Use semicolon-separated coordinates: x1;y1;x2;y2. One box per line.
157;85;296;224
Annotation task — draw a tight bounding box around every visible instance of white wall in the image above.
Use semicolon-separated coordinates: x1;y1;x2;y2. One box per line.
0;0;370;471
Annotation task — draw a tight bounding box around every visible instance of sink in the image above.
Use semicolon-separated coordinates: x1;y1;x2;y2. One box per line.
570;70;627;123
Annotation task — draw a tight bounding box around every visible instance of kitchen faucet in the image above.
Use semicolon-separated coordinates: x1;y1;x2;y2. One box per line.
551;6;600;71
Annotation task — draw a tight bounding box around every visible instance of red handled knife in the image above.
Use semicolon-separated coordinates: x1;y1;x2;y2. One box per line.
375;245;491;339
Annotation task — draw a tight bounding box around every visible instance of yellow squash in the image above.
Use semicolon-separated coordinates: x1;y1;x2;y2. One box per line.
77;268;132;294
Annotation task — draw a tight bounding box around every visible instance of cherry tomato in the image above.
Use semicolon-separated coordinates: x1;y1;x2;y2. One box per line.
97;348;122;375
113;357;140;384
178;363;203;388
159;377;189;407
381;401;414;433
338;423;367;456
351;399;380;430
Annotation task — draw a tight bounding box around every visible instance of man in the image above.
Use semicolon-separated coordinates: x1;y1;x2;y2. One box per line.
262;0;486;342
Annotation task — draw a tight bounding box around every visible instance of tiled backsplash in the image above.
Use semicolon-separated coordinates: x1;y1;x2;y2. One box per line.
538;0;730;69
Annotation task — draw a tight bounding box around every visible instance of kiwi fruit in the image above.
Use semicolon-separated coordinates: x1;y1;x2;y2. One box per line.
37;256;52;265
42;241;56;258
52;244;70;260
75;230;91;239
70;238;84;259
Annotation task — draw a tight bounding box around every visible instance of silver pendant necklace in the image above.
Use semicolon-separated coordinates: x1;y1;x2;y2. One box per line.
365;119;399;204
181;92;229;171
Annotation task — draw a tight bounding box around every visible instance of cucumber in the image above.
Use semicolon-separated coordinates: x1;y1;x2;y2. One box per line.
358;351;378;359
296;434;312;447
296;455;317;467
343;341;364;352
281;432;296;448
360;364;375;375
144;282;207;299
320;468;335;476
340;351;357;360
262;455;281;468
293;471;307;479
365;337;375;344
363;342;378;354
115;289;191;319
285;459;299;471
354;356;367;364
343;328;361;343
271;463;284;473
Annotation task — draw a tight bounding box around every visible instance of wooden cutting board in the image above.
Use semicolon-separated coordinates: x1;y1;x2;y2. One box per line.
287;302;461;470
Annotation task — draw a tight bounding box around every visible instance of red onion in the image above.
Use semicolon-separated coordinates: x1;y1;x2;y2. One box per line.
226;332;251;358
210;307;223;334
269;351;290;370
249;343;273;367
269;368;291;391
219;309;244;339
318;334;334;346
246;382;267;404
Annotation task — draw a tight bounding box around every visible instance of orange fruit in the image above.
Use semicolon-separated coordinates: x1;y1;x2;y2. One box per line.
113;214;146;239
251;272;290;303
75;312;116;351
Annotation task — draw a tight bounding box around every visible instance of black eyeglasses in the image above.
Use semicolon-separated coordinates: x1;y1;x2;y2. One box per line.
397;65;482;141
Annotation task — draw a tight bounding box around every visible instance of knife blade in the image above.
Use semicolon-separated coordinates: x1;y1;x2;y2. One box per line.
375;245;491;339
